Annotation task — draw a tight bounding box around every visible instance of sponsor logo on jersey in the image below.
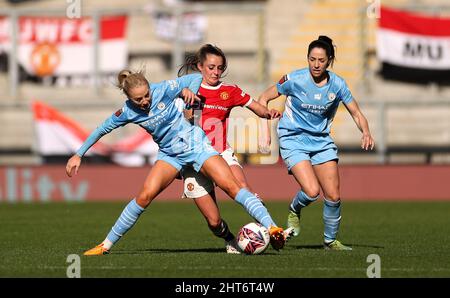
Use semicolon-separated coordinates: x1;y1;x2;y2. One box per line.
203;104;229;111
167;80;179;91
220;91;229;100
301;103;327;114
328;93;336;101
157;102;166;110
278;74;288;85
114;108;123;117
142;109;169;127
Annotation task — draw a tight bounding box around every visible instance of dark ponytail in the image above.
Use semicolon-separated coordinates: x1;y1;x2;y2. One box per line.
308;35;336;67
178;44;227;76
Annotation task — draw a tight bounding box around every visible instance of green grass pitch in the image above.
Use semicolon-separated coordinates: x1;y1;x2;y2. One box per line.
1;200;449;278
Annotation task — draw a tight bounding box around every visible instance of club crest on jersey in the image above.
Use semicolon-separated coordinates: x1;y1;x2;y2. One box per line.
157;102;166;110
187;183;195;192
278;74;288;85
220;91;229;100
328;93;336;101
114;108;123;117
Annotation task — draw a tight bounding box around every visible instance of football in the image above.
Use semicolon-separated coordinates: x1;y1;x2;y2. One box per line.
237;222;270;255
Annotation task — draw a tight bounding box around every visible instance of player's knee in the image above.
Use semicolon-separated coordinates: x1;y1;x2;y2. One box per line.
135;196;150;208
136;188;156;208
136;194;153;207
325;192;340;202
303;188;320;200
218;180;241;198
207;217;222;230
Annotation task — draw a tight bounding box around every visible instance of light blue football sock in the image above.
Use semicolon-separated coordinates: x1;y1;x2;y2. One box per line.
323;198;341;244
235;188;276;229
289;191;319;214
106;198;145;244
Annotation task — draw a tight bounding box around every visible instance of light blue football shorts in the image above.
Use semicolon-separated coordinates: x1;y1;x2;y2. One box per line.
279;132;339;172
157;126;219;172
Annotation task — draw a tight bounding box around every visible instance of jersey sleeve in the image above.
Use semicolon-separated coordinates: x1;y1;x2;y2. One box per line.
176;73;203;95
162;73;203;101
75;106;129;157
231;85;253;107
276;73;294;95
338;79;353;104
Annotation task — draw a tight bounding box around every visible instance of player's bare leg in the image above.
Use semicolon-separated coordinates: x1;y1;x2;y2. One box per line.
136;160;180;207
200;155;288;250
313;160;351;250
200;155;242;198
194;192;240;254
84;161;179;256
229;165;250;190
286;161;321;237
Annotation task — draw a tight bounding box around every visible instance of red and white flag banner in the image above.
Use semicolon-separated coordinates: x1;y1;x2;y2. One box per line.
0;15;128;76
377;6;450;83
32;101;110;155
32;101;158;166
32;101;109;156
111;129;159;167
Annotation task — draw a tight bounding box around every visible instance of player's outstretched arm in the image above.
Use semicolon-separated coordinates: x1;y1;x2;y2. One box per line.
257;85;281;153
66;113;124;177
257;85;280;107
66;154;81;177
344;99;375;151
247;101;281;119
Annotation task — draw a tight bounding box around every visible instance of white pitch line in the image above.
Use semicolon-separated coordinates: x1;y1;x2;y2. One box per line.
5;265;448;273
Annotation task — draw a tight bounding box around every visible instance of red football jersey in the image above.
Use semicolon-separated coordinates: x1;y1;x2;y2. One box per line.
193;82;252;153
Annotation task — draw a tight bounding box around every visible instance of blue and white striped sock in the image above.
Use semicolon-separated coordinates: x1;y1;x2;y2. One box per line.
235;188;276;229
104;198;145;248
323;198;341;244
290;191;319;214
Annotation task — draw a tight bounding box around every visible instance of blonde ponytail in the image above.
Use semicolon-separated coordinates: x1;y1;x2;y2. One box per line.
116;69;148;97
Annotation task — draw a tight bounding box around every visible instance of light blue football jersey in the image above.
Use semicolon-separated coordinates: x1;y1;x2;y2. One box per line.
76;73;203;156
276;68;353;138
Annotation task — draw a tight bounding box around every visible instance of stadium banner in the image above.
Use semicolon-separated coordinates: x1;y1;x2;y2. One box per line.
377;6;450;84
32;101;158;166
0;15;128;78
32;101;109;156
153;11;207;44
0;165;449;202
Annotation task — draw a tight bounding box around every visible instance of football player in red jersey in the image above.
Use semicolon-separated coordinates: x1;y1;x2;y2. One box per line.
178;44;288;253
